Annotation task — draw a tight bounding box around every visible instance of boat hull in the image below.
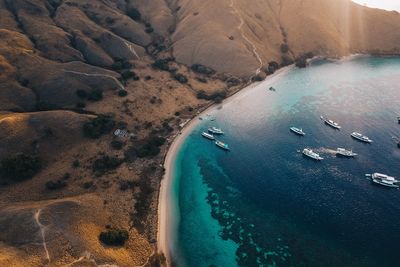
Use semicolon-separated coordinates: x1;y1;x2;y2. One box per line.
351;135;372;143
290;128;305;136
372;179;399;188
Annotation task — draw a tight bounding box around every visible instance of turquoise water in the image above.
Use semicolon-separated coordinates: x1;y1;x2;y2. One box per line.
170;57;400;267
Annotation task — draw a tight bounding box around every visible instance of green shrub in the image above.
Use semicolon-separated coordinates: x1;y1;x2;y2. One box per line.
127;7;141;21
196;90;227;102
121;70;136;80
99;228;129;246
111;140;124;150
136;136;166;158
280;43;289;53
72;160;80;168
87;89;103;101
83;115;116;139
76;89;88;99
0;154;42;182
76;102;86;108
145;27;154;34
174;73;188;84
45;180;67;190
152;58;173;71
191;64;215;75
118;90;128;97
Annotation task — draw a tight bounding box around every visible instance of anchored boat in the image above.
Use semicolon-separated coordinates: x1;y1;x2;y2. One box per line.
366;173;399;188
201;132;215;140
351;132;373;143
208;127;224;135
321;116;341;129
302;148;323;160
290;127;305;136
336;148;357;157
215;140;230;151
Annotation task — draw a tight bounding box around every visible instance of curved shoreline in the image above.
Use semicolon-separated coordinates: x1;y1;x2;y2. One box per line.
156;54;387;266
156;65;293;266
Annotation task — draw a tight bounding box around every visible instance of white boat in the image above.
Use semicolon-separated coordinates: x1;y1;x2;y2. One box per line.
302;148;323;160
336;148;357;157
215;140;230;151
323;117;341;129
367;173;399;188
290;127;305;136
201;132;215;140
351;132;373;143
208;127;224;135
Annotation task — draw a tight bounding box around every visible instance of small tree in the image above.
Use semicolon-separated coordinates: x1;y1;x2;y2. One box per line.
99;228;129;246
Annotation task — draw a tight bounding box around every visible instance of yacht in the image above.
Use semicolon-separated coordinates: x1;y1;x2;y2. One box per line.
215;140;230;151
290;127;305;136
302;148;323;160
201;132;215;140
367;173;399;188
351;132;373;143
336;148;357;157
208;127;224;135
322;117;341;129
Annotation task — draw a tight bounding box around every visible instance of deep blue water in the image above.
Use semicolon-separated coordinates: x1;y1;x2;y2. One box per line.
170;57;400;267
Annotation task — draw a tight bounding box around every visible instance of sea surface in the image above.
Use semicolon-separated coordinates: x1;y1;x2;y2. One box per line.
169;56;400;267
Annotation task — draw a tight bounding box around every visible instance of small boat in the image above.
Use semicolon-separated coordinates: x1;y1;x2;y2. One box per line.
351;132;373;143
215;140;230;151
367;173;399;188
290;127;305;136
269;87;276;91
201;132;215;140
336;148;357;157
397;116;400;124
398;142;400;148
208;127;224;135
302;148;323;160
322;117;341;129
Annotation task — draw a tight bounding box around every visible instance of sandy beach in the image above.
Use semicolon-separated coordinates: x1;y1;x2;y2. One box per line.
157;65;293;266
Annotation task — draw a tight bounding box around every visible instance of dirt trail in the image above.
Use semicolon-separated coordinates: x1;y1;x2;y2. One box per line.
229;0;264;75
63;70;125;90
33;209;51;264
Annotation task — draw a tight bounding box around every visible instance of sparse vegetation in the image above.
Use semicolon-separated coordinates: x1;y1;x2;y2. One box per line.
0;154;42;182
295;52;314;68
93;155;123;174
99;228;129;246
196;90;227;103
136;136;166;158
152;58;174;71
111;140;124;150
45;179;67;190
83;115;116;139
264;61;279;74
191;64;216;75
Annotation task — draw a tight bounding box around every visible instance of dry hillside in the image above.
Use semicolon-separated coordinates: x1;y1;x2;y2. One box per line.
0;0;399;266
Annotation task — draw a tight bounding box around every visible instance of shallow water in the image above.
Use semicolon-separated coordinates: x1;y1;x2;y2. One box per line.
170;57;400;267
